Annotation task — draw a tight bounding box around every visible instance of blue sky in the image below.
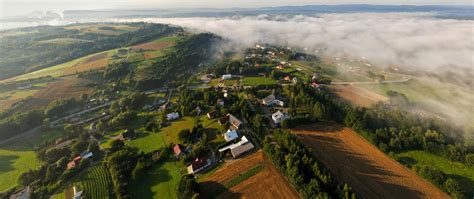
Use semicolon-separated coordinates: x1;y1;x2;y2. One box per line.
1;0;472;18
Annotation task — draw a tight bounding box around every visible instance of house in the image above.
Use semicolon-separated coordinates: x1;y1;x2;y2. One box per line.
80;151;93;159
218;136;255;158
311;82;320;89
67;156;82;170
173;144;183;157
261;94;284;107
9;186;31;199
216;99;225;106
272;111;289;124
167;112;180;121
207;110;219;119
222;74;232;80
160;102;173;111
187;157;211;174
292;77;298;83
224;129;239;142
73;186;83;199
276;65;284;70
283;76;291;81
219;114;242;129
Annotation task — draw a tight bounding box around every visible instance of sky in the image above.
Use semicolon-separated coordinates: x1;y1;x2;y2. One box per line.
0;0;472;18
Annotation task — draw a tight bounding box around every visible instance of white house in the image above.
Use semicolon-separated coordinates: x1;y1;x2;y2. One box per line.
218;136;254;158
262;94;284;107
224;129;239;142
272;111;289;124
222;74;232;80
166;112;180;121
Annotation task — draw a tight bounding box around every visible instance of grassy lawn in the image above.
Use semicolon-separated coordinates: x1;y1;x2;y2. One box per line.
242;77;277;86
0;128;66;193
128;160;182;199
396;150;474;197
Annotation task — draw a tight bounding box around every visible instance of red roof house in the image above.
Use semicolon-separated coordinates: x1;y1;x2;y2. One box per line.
67;156;82;170
173;144;183;157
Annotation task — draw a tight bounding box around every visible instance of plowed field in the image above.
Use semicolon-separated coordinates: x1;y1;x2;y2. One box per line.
292;122;449;199
201;150;300;199
329;85;388;107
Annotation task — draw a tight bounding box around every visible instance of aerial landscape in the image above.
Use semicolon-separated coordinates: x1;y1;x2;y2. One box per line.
0;0;473;199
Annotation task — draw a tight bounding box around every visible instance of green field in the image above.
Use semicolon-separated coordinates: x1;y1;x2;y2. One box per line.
396;150;474;197
128;160;182;199
0;128;67;193
38;38;93;45
75;165;113;199
242;76;277;86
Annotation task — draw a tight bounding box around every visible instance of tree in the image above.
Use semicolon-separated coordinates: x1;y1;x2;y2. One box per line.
178;129;191;143
465;153;474;167
110;139;125;153
176;175;199;199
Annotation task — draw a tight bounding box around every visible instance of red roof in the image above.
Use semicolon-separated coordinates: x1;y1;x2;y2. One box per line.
67;156;82;170
173;144;182;156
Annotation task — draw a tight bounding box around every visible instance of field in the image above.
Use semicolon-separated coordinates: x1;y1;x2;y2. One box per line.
242;76;277;86
75;165;113;198
396;150;474;197
37;38;93;45
329;84;388;107
292;122;449;199
0;128;65;193
200;150;300;199
64;24;139;36
128;160;182;199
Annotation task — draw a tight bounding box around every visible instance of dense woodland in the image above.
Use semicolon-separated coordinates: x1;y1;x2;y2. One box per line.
0;23;182;80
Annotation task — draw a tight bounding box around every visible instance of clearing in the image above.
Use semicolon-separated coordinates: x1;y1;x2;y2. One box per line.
242;76;277;86
200;150;300;199
329;84;388;107
292;122;449;199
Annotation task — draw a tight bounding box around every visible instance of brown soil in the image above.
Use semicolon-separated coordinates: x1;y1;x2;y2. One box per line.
201;150;300;199
329;85;388;107
131;41;173;50
292;122;449;199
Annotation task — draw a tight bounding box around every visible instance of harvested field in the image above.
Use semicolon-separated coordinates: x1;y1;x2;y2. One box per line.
292;122;449;199
201;150;300;199
63;52;110;75
329;84;388;107
131;41;174;51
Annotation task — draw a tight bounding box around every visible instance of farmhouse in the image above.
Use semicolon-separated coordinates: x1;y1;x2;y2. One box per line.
73;186;83;199
272;111;289;124
167;112;180;121
67;156;82;170
187;157;211;174
262;94;285;107
218;136;255;158
224;129;239;142
222;74;232;80
219;114;242;129
207;110;219;119
216;99;225;106
173;144;183;157
80;151;93;159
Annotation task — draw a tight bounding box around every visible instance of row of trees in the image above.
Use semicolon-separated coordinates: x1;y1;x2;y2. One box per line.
263;129;356;199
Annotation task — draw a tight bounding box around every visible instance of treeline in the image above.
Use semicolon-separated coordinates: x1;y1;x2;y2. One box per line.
0;110;43;140
263;129;356;199
134;33;222;90
285;83;473;198
413;165;466;198
0;23;181;80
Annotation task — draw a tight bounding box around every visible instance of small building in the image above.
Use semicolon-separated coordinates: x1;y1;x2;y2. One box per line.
80;151;93;159
207;110;219;119
67;156;82;170
262;94;284;107
272;111;289;124
167;112;180;121
218;136;255;158
311;82;320;89
292;77;298;83
224;129;239;142
187;157;211;174
73;186;83;199
219;114;242;129
222;74;232;80
283;76;291;81
173;144;183;157
216;99;225;107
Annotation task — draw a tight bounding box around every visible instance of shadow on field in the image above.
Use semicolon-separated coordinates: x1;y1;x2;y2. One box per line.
130;166;172;198
293;124;432;199
200;181;242;199
447;174;474;198
0;155;18;172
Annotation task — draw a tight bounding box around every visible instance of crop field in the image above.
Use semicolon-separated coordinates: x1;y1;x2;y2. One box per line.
37;38;93;45
62;52;111;75
131;36;178;51
200;150;300;199
329;84;388;107
65;24;139;36
242;76;277;86
396;150;474;197
292;122;449;199
74;165;113;199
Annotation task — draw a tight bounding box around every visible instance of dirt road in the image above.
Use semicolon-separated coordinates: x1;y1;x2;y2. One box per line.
292;122;449;199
